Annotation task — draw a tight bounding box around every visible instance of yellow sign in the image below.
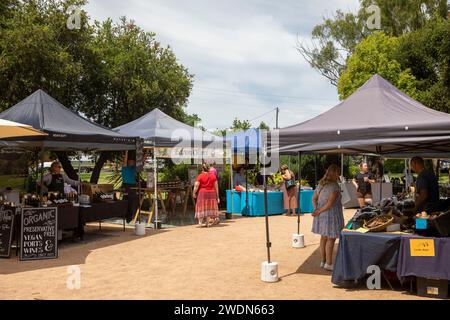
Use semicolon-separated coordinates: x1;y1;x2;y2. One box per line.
410;239;435;257
355;228;370;233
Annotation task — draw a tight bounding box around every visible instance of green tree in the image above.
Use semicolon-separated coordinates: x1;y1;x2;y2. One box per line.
337;32;418;99
82;17;193;128
258;121;270;130
396;17;450;113
298;0;448;86
0;0;194;183
230;118;252;132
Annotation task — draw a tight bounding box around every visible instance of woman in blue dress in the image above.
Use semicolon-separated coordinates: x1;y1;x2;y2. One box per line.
312;164;344;271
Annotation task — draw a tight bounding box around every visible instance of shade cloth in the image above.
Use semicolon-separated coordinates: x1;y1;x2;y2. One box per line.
276;75;450;155
332;231;402;286
397;235;450;281
0;89;136;151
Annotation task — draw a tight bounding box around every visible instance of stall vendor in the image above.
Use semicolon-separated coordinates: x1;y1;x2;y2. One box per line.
122;151;137;222
233;166;247;192
353;162;376;208
411;157;439;212
38;161;80;194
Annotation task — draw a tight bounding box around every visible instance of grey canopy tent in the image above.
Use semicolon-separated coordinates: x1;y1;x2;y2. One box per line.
114;108;220;148
114;108;224;227
0;89;136;151
275;74;450;156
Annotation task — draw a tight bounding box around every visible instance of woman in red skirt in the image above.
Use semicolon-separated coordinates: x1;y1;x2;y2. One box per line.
193;163;220;227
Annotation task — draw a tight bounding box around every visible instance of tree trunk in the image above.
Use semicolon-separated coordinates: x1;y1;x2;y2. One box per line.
90;152;111;184
55;152;78;180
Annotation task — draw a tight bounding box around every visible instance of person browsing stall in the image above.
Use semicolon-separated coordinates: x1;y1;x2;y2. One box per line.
280;164;298;216
353;162;376;208
233;166;247;192
38;161;80;194
411;157;439;212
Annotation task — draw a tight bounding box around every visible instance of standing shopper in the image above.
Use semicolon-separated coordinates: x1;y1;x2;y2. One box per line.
193;163;220;227
312;164;344;271
353;162;375;208
280;164;298;216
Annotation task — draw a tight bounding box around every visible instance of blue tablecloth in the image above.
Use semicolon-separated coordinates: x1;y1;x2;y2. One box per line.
226;190;285;216
332;231;402;286
397;235;450;281
297;189;315;213
226;189;315;216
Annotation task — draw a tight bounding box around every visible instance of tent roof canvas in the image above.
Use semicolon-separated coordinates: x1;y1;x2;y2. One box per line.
277;74;450;155
114;108;221;148
0;89;136;151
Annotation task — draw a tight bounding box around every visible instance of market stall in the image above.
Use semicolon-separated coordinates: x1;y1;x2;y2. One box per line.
114;108;223;227
271;74;450;297
0;89;137;259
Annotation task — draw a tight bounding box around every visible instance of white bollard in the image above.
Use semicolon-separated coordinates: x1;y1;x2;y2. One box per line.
261;261;278;283
292;233;305;248
135;222;146;236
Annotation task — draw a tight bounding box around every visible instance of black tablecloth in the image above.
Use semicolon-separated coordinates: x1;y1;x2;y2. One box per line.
397;235;450;281
58;205;80;230
332;231;402;286
79;200;129;224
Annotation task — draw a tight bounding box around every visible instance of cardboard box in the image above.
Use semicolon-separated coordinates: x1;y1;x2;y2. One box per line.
81;184;114;196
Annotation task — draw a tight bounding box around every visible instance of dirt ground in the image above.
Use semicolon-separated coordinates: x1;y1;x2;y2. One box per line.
0;209;426;300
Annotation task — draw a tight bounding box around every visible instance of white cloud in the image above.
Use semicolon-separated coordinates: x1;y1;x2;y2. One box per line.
85;0;360;130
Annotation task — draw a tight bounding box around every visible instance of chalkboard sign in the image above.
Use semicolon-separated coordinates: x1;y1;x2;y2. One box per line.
135;138;145;173
0;205;15;258
20;207;58;261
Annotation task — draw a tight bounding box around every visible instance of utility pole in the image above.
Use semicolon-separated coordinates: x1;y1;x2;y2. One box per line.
275;107;279;129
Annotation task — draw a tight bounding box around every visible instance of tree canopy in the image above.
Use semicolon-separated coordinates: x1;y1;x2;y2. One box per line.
297;0;448;86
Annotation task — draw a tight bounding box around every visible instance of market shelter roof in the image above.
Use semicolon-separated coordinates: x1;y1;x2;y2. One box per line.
114;108;222;148
276;74;450;155
0;89;136;151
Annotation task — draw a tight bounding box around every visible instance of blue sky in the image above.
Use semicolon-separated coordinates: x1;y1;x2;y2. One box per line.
85;0;360;131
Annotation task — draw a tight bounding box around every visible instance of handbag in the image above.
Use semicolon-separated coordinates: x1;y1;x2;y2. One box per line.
285;179;296;190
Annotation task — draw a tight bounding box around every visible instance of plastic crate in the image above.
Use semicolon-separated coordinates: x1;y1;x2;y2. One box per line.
417;277;449;299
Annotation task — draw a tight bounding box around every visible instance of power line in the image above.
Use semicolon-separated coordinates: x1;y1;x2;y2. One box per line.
195;86;337;102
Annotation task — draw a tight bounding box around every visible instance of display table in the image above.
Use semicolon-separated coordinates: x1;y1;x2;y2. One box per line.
341;182;393;208
297;189;315;213
332;231;402;286
226;189;315;216
333;230;450;289
397;235;450;281
226;190;285;216
79;200;129;239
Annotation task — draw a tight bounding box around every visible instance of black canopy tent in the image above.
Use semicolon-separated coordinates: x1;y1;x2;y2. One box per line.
259;75;450;267
275;75;450;156
0;89;138;206
0;89;136;151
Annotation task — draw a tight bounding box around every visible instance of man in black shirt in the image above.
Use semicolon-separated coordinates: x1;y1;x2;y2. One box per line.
411;157;439;212
353;162;376;208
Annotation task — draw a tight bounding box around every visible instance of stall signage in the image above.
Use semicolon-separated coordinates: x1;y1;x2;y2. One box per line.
0;205;15;258
20;207;58;261
410;239;435;257
135;138;144;173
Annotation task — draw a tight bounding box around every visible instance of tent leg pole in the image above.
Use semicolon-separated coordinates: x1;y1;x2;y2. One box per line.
263;145;271;263
39;149;44;206
154;149;158;228
297;152;302;235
